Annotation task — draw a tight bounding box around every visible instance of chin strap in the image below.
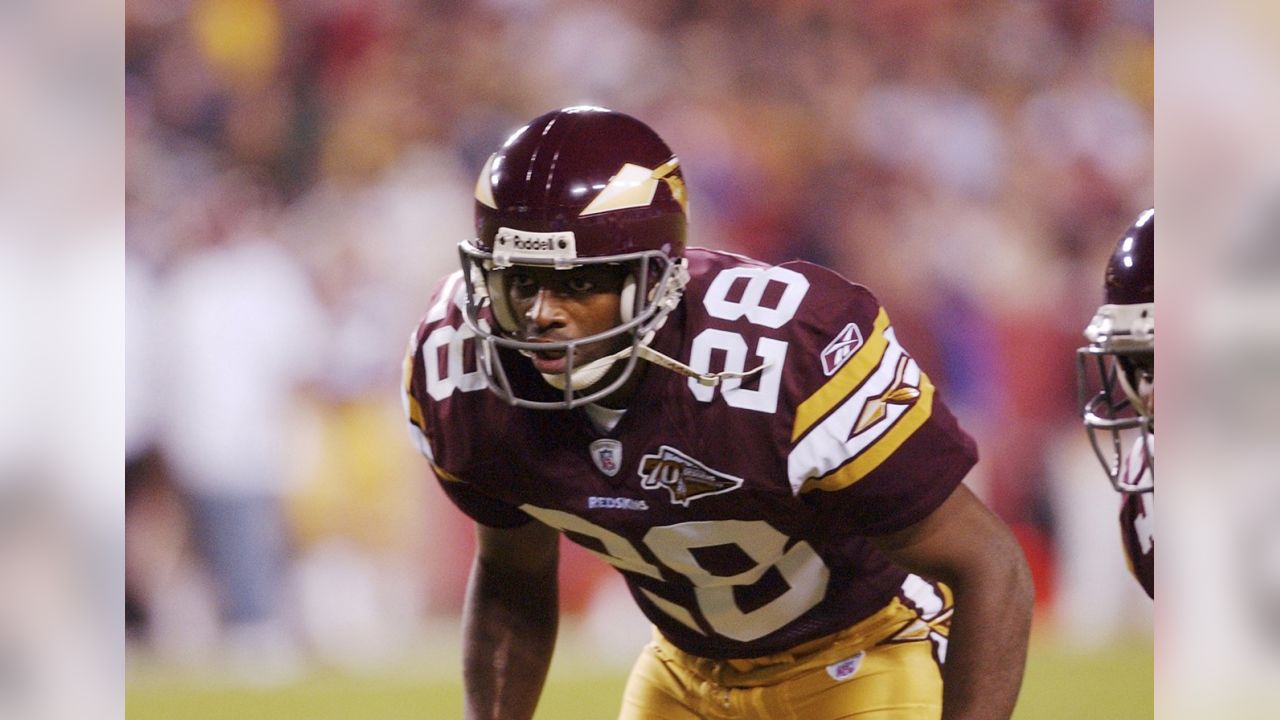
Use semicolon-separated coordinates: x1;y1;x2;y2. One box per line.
635;345;768;387
536;345;633;391
536;342;770;391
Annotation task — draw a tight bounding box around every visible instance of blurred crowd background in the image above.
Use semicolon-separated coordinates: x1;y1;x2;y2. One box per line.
117;0;1162;696
123;0;1156;684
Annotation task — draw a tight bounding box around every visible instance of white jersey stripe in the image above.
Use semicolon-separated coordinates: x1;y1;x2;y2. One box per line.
787;328;916;494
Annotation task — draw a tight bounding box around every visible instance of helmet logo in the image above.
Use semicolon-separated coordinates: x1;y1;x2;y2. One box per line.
580;158;687;217
637;445;743;507
492;227;577;268
1083;302;1154;349
589;439;623;477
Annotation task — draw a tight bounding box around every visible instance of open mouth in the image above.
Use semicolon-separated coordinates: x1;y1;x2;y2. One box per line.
529;347;569;374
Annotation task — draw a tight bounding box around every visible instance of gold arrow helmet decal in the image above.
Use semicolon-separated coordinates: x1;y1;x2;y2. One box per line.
580;157;687;217
474;153;498;209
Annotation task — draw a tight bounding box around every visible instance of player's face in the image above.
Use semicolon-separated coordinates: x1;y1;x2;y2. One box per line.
503;265;630;376
1120;354;1155;420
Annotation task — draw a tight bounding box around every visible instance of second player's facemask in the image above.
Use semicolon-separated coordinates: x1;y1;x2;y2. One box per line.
1077;329;1154;494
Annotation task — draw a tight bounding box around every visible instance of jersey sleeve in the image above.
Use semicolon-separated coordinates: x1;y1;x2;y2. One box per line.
782;262;978;535
401;324;436;461
1119;437;1154;597
401;273;533;529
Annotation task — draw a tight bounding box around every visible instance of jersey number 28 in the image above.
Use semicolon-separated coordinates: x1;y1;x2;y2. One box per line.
688;267;810;414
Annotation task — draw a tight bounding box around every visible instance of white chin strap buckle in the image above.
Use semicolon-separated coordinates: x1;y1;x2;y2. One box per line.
536;344;769;393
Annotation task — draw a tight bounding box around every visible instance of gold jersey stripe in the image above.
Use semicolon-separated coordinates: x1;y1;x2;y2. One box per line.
792;308;892;442
402;336;426;432
798;371;935;494
431;462;462;483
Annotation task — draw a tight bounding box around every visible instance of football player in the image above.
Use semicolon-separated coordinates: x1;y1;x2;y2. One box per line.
403;107;1033;719
1076;208;1155;598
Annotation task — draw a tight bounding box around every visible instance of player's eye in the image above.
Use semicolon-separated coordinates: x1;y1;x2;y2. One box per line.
506;271;536;294
566;277;596;294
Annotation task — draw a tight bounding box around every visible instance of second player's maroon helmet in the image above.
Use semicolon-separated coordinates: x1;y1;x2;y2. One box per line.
1077;208;1155;493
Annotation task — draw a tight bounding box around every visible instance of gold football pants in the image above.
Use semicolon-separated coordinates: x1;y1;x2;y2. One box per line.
618;585;951;720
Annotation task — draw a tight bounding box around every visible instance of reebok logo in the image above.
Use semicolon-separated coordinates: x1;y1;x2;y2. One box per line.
821;322;863;376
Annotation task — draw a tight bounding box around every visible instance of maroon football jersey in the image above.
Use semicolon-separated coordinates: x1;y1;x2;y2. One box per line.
1117;437;1154;598
403;248;978;659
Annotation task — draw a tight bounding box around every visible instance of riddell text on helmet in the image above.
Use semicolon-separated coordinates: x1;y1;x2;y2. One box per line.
507;236;564;251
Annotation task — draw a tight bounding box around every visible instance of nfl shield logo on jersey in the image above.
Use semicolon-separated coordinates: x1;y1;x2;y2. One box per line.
589;439;623;477
826;651;865;682
821;322;863;376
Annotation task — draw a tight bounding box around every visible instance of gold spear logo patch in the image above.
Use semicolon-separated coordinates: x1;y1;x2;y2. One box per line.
637;445;743;507
850;354;921;438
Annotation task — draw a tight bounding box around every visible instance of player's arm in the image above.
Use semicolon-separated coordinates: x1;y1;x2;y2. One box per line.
462;519;561;720
871;483;1033;720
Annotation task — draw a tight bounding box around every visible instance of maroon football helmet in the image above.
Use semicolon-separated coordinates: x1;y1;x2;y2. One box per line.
458;107;690;409
1076;208;1155;493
